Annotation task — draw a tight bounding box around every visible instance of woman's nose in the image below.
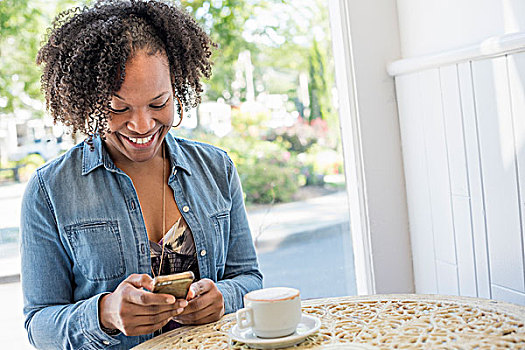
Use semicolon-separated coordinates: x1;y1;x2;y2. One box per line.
126;109;156;134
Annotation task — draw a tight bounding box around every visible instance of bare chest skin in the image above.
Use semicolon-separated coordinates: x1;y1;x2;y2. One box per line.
118;157;181;243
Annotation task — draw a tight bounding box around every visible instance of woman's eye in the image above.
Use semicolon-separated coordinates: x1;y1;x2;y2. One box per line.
150;100;169;110
109;106;128;113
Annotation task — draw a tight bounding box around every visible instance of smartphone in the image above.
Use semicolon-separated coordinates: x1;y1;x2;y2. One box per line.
152;271;195;299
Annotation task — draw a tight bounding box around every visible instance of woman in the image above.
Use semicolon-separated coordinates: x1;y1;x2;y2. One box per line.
20;1;262;349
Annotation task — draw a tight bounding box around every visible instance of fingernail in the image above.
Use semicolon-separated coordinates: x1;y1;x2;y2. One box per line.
180;300;188;308
166;297;175;303
176;308;184;314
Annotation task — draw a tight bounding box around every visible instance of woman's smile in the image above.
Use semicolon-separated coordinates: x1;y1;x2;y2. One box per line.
119;128;161;149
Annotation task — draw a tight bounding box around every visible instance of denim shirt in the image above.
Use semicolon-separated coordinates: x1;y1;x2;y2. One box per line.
20;133;263;350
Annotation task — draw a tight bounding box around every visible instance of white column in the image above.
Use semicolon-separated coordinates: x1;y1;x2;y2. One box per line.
328;0;414;294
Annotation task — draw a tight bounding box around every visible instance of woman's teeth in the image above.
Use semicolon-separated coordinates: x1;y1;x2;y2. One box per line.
127;134;154;144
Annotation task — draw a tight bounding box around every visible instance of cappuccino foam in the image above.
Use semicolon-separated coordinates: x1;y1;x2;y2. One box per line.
245;287;300;302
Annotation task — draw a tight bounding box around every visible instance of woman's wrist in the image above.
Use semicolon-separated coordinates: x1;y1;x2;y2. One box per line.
101;325;120;336
99;294;118;332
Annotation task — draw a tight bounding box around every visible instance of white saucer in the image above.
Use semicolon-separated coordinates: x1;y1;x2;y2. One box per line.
228;314;321;349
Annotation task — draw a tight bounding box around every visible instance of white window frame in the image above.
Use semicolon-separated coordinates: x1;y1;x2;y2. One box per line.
328;0;414;294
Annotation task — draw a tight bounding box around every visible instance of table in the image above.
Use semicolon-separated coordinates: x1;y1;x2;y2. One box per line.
133;294;525;349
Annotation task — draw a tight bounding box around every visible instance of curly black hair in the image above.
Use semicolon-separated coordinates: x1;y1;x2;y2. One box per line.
37;0;215;141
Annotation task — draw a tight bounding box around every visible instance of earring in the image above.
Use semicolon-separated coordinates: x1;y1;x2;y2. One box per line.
173;95;184;128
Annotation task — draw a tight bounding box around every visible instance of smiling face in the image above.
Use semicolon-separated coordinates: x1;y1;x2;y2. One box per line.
104;50;174;165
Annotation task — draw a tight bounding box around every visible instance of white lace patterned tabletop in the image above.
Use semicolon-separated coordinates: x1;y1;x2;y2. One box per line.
132;294;525;349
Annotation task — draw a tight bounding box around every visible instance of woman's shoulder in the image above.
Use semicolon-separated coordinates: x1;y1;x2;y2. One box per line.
170;135;232;163
23;142;85;200
32;141;86;181
173;135;227;153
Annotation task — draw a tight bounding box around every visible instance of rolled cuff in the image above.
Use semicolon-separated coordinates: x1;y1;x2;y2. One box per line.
80;293;121;349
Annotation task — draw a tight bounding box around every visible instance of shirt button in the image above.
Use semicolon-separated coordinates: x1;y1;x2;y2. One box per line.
200;249;207;257
182;206;190;213
103;340;110;345
173;169;177;175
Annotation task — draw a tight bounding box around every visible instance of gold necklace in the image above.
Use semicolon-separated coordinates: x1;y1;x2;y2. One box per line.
151;144;166;278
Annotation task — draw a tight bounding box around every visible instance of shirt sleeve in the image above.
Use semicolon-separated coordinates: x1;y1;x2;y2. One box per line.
20;171;121;350
216;158;263;314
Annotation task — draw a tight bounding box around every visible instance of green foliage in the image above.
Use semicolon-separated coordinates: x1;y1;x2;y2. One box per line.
183;0;262;101
266;117;328;153
178;100;344;204
0;163;19;183
220;110;301;204
1;0;337;122
0;152;45;182
1;0;342;202
230;108;270;138
221;131;299;204
263;117;343;186
237;158;299;204
178;109;301;205
0;0;86;117
299;143;343;186
0;0;45;116
308;39;328;122
17;153;45;181
182;0;335;108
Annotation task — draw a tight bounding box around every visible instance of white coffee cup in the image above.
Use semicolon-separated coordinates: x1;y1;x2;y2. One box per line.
236;287;302;338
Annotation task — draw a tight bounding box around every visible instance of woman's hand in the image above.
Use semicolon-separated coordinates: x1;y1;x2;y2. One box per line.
99;274;188;336
173;278;225;325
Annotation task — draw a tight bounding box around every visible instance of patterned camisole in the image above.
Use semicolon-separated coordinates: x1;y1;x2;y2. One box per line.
150;216;199;333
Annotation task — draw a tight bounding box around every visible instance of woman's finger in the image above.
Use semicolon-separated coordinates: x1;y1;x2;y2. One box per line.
187;278;213;300
183;285;223;315
121;299;187;317
127;308;184;326
125;284;176;306
175;293;224;323
174;305;222;325
124;273;155;291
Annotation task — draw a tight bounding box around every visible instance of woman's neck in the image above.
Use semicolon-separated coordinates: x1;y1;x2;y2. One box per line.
107;142;166;176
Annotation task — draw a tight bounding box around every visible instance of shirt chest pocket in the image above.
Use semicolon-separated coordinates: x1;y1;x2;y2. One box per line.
65;221;125;282
211;212;230;269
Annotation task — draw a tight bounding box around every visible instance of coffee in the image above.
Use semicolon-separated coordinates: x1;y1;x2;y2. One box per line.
245;287;300;302
237;287;302;338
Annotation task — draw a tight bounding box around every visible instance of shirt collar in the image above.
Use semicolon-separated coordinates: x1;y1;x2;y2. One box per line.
165;132;192;176
81;132;192;176
82;135;116;175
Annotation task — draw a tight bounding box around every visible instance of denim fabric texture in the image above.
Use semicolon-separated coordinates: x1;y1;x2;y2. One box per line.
20;132;263;349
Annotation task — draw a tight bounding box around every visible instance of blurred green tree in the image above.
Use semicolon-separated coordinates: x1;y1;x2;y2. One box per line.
1;0;336;128
308;39;327;122
183;0;285;102
0;0;45;117
0;0;87;118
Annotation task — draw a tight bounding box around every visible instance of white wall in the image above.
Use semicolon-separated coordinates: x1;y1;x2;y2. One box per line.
328;0;525;302
395;51;525;305
397;0;525;57
392;0;525;305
